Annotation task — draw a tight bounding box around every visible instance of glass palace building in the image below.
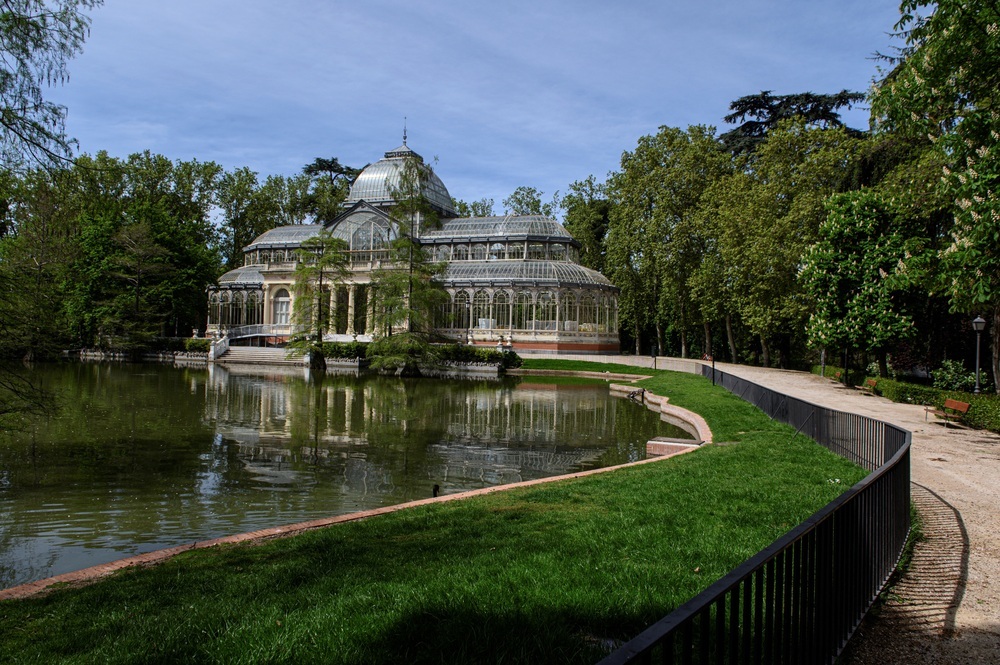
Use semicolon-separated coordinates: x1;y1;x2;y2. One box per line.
206;142;620;354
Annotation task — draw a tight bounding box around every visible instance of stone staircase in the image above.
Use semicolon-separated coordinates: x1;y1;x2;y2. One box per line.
216;346;307;366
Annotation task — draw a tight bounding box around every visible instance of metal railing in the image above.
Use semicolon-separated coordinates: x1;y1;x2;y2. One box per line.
601;366;911;664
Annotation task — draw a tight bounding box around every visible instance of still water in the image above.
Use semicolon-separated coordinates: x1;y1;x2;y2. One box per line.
0;362;686;588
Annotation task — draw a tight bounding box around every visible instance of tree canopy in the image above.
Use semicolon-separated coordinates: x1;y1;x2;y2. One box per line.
0;0;103;170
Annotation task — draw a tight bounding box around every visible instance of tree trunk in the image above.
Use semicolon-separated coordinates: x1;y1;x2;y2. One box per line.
703;322;712;359
656;323;664;356
726;314;737;364
634;321;641;356
760;335;770;367
877;350;889;378
680;329;687;359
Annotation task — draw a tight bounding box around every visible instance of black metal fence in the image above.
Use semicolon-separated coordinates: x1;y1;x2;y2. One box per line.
600;366;911;664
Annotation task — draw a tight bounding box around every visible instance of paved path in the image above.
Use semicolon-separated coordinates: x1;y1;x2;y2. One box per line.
559;355;1000;661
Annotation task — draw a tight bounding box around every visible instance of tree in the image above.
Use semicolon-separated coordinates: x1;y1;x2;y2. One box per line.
707;120;862;366
503;186;557;217
290;229;349;369
0;0;103;170
801;190;922;376
720;90;865;154
871;0;1000;391
301;157;357;224
605;125;730;356
451;197;494;217
561;175;610;273
367;155;449;376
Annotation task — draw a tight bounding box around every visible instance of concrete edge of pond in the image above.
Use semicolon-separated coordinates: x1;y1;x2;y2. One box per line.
0;379;710;603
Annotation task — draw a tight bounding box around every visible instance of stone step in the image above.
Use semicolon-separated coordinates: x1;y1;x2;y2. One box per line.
217;346;306;365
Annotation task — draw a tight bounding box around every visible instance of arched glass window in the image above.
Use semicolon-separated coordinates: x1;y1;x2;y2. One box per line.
471;244;487;261
272;288;290;326
537;292;556;330
436;245;451;262
579;294;597;331
209;293;220;326
528;242;546;260
489;243;505;261
454;291;470;330
494;291;510;329
453;245;469;261
232;291;246;326
473;290;491;328
247;292;262;325
219;292;231;327
513;292;532;330
550;244;567;261
561;293;577;331
508;242;525;260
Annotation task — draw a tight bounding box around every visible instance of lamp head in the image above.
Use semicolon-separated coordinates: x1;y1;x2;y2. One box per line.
973;316;986;332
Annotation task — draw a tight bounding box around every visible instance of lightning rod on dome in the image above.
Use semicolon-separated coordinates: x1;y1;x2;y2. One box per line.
403;117;407;146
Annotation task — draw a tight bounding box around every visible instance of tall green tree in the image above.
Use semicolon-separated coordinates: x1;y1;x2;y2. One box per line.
872;0;1000;390
301;157;357;224
561;175;610;274
451;197;494;217
503;186;557;217
290;229;349;368
0;0;103;170
367;155;448;376
606;125;730;356
721;90;865;154
706;120;861;366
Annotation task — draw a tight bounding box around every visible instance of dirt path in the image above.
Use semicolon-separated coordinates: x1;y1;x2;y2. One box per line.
560;356;1000;661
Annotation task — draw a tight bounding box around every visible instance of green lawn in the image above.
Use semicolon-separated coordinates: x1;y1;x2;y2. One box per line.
0;366;868;664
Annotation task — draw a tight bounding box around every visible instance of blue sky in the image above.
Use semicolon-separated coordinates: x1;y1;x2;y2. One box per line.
50;0;904;217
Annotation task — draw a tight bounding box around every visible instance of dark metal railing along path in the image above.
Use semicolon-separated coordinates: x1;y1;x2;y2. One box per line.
600;366;911;665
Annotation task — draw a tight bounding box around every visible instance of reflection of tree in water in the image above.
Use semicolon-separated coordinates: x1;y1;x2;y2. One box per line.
205;372;681;497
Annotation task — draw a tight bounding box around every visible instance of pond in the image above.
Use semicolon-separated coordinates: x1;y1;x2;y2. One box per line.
0;362;689;589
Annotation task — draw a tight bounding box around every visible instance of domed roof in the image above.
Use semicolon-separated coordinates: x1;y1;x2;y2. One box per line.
345;143;456;217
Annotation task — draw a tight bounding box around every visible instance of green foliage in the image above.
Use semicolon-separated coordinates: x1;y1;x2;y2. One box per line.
561;175;610;273
0;0;104;170
801;190;920;352
502;185;557;217
436;344;522;369
183;338;211;353
868;377;939;405
930;359;989;393
720;89;865;154
451;197;495;217
319;341;368;359
289;229;350;351
872;0;1000;391
367;155;449;375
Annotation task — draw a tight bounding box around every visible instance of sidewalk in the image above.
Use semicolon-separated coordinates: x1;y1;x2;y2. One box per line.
563;355;1000;662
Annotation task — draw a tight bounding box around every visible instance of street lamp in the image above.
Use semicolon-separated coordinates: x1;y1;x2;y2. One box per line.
973;316;986;394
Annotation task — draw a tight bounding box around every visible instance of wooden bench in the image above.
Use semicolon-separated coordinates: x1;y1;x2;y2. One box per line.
925;398;971;427
862;378;878;394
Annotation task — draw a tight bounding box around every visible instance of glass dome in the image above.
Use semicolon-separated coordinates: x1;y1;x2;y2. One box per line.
345;143;456;217
243;225;321;251
424;215;577;242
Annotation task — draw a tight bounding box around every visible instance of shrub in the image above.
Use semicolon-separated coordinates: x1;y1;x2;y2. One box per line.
932;359;978;392
184;338;211;353
871;378;939;405
320;341;368;359
435;344;522;369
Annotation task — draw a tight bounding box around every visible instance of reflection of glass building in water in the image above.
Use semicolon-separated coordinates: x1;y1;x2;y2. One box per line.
202;368;651;496
206;141;619;354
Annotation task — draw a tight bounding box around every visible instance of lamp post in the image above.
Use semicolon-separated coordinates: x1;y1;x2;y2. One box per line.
973;316;986;394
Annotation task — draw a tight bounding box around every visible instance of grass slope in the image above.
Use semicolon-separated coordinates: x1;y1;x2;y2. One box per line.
0;366;867;664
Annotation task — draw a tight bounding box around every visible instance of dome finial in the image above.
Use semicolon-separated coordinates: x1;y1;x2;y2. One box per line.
403;117;407;146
